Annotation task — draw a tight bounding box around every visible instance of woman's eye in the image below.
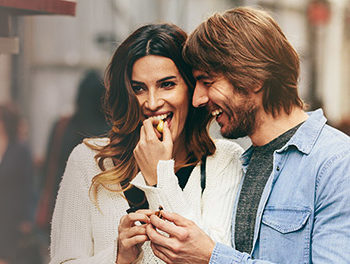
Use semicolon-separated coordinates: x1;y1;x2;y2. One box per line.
132;85;144;93
161;81;175;88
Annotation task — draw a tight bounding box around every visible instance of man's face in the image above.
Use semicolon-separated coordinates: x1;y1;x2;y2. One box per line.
192;70;258;139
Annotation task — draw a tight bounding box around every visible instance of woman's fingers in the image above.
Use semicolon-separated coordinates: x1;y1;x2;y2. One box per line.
162;121;173;148
119;224;148;238
143;118;159;141
119;212;150;228
118;217;150;247
136;209;155;216
138;118;172;146
116;212;151;263
119;233;149;249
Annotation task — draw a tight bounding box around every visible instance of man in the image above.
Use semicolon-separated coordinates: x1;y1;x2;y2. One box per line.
145;6;350;264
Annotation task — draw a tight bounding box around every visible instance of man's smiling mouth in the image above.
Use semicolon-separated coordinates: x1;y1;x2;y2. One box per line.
211;109;223;117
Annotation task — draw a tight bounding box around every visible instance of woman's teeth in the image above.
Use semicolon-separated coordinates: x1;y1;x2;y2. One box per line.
211;109;222;117
150;113;168;121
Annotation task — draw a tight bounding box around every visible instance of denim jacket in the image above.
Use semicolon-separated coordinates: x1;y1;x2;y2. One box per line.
210;109;350;264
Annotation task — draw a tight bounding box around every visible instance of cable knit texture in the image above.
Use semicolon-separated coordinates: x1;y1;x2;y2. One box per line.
49;138;243;263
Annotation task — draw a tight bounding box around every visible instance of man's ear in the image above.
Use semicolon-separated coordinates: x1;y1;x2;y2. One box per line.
252;82;263;93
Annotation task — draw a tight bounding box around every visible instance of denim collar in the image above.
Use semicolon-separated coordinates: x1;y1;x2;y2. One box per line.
240;109;327;171
285;109;326;155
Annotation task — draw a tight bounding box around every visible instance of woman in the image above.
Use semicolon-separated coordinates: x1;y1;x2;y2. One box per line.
49;23;243;264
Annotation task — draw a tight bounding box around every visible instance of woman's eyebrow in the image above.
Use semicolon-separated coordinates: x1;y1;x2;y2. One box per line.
131;80;144;84
132;76;177;84
156;76;176;84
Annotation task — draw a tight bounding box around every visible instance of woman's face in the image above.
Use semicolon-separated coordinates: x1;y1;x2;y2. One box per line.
131;55;189;145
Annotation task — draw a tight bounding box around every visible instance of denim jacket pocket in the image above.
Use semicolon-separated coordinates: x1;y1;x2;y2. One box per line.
262;207;310;234
259;206;311;263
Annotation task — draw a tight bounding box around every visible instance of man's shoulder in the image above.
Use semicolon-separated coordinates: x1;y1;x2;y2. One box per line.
294;124;350;178
314;124;350;154
290;109;349;158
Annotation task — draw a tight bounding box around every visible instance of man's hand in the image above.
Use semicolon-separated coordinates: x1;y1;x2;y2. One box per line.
146;211;215;264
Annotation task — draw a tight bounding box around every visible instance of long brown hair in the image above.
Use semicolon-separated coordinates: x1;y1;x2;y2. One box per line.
88;23;215;202
183;7;303;117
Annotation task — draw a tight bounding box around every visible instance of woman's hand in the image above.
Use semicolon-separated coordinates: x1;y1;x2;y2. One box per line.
134;118;173;186
116;210;152;264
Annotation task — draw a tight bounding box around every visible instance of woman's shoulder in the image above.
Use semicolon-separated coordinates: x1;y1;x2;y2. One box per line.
204;139;243;182
84;137;110;148
62;138;110;184
68;137;109;163
213;138;244;158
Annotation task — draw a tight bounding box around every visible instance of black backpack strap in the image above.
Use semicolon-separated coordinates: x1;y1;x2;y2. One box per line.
200;156;207;194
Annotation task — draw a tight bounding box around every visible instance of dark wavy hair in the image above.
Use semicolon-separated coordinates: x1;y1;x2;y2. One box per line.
87;23;215;201
183;7;304;116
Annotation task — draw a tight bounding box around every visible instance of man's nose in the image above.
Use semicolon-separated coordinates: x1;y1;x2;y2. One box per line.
145;91;164;111
192;84;209;108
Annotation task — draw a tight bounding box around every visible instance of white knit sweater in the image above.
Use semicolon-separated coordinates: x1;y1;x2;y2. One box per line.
49;138;243;264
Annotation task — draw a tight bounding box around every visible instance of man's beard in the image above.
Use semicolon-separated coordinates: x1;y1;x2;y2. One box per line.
221;101;258;139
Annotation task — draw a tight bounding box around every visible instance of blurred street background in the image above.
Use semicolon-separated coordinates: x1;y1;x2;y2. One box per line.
0;0;349;263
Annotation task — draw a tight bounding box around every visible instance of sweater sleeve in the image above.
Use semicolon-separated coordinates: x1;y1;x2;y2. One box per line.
49;145;118;264
132;139;243;245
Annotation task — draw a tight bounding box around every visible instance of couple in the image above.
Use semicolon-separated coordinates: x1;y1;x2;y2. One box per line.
50;7;350;264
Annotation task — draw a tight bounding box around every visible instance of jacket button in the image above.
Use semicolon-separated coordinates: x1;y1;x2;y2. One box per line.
276;166;280;171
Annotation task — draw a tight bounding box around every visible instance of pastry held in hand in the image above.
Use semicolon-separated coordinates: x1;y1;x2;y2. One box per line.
156;119;164;133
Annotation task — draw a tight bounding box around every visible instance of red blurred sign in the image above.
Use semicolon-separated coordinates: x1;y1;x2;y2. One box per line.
0;0;76;16
307;0;331;26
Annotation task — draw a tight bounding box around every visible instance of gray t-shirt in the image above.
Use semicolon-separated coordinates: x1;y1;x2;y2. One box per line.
234;123;302;254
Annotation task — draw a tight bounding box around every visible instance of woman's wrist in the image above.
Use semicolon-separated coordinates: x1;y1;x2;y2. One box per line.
144;174;157;186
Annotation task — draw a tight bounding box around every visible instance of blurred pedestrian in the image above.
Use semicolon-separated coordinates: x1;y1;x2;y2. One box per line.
0;103;36;264
36;69;110;237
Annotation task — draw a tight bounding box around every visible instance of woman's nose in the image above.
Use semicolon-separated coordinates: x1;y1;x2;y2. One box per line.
145;91;164;111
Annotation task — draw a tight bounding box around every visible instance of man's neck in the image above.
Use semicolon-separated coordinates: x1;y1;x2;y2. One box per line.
250;107;308;147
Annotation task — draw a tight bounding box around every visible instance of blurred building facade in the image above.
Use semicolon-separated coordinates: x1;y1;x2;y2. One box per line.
1;0;350;161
